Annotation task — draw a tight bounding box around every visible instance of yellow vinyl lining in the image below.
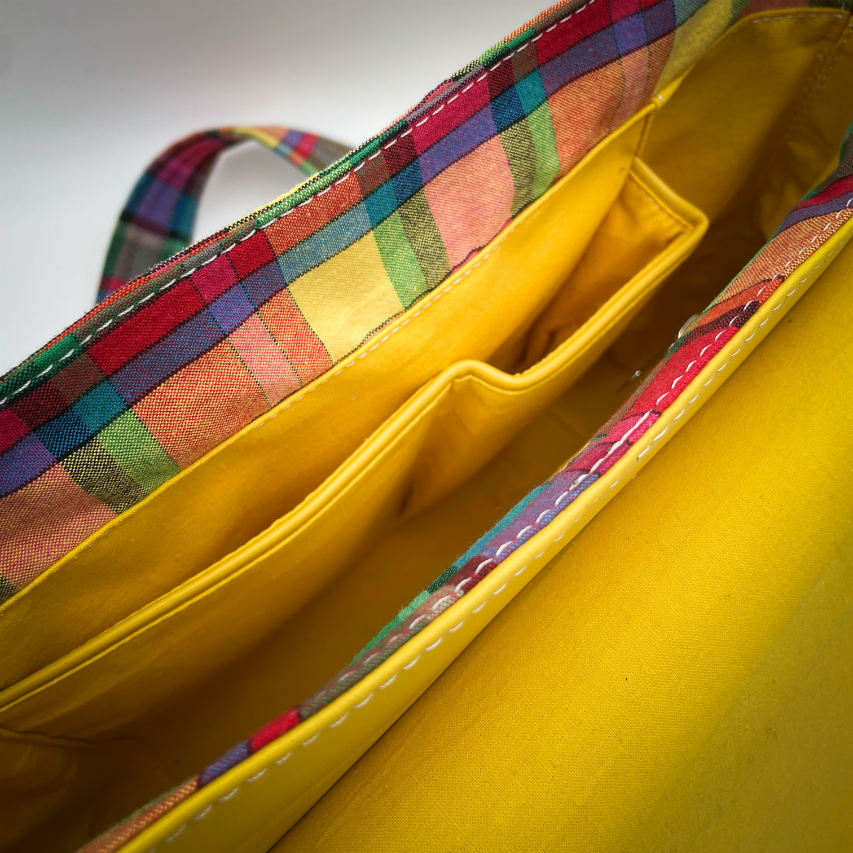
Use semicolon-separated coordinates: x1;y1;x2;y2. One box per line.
1;10;852;852
127;214;853;853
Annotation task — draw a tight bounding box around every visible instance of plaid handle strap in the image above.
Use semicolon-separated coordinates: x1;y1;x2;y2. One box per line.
97;126;351;303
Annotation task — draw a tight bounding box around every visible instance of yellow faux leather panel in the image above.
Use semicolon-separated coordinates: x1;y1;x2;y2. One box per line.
0;103;657;692
0;158;707;742
119;214;853;853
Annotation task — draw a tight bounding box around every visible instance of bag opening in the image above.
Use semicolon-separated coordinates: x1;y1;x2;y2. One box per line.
2;8;852;851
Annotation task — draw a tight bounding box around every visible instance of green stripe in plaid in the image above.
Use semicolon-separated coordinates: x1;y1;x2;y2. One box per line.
0;0;810;595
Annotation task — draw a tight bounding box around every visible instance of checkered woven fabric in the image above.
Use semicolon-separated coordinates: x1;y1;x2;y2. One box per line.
83;118;853;853
301;125;853;716
97;127;350;303
52;0;851;848
1;0;794;600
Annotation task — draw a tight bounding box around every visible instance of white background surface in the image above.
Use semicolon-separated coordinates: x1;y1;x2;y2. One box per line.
0;0;545;374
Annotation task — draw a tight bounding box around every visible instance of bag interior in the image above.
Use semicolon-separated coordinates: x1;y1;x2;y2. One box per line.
1;9;852;850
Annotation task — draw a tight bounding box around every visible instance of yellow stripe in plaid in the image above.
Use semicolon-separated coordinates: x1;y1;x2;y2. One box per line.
288;234;404;362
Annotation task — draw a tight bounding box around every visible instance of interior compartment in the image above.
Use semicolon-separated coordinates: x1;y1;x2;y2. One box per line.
1;106;652;689
0;155;706;723
2;9;852;851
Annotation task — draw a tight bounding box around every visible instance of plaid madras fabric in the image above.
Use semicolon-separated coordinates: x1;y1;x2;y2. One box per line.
84;119;853;853
98;127;350;303
0;0;776;599
82;98;853;853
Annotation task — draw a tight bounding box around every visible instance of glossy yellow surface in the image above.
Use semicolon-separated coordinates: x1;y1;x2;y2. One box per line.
272;225;853;853
1;10;852;852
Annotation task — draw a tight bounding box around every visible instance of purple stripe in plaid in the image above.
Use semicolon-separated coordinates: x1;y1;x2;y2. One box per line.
1;0;839;598
96;127;350;303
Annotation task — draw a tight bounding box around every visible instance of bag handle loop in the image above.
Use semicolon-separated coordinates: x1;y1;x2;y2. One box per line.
97;126;350;303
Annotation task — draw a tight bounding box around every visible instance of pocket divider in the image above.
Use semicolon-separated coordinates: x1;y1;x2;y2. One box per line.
0;157;707;761
1;112;653;694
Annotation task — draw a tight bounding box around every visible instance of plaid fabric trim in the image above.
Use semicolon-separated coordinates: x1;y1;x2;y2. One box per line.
309;131;853;715
0;0;769;598
98;127;350;303
2;0;766;599
83;122;853;853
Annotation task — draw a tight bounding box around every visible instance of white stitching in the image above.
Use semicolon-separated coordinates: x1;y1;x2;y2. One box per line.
354;693;374;709
158;228;831;845
474;558;496;575
2;0;612;412
190;805;212;822
165;826;185;843
495;540;515;557
216;788;240;803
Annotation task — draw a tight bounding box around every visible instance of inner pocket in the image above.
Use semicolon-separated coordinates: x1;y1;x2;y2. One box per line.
0;156;705;848
404;160;704;514
3;9;853;852
2;109;651;691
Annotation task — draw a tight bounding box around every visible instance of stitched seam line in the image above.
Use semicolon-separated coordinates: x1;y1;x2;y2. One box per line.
149;204;851;851
0;0;605;410
4;10;842;410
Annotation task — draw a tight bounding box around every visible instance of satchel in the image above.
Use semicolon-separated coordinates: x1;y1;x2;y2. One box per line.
2;0;852;850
